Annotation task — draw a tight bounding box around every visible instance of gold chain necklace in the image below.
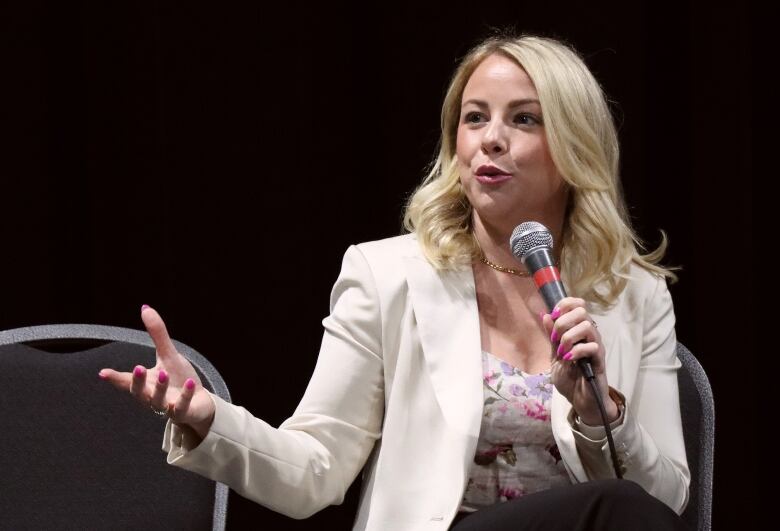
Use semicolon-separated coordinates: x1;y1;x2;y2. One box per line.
479;256;532;277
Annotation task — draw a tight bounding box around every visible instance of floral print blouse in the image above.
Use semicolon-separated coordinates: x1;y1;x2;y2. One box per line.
458;350;571;512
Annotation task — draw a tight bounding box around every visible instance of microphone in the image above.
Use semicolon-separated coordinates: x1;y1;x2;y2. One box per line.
509;221;594;381
510;221;624;479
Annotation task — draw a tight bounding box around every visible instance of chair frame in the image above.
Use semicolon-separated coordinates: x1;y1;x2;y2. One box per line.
676;342;714;531
0;323;230;531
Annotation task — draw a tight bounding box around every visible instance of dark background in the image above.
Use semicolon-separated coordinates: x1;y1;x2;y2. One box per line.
0;1;754;529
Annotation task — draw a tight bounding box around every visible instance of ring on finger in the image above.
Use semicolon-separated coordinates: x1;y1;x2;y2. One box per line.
149;399;168;417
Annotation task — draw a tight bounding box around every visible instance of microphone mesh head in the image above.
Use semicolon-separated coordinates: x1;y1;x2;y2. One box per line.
510;221;554;259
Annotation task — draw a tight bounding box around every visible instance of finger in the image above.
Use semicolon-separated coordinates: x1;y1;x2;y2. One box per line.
140;305;178;361
550;298;573;320
559;342;600;365
131;365;147;397
550;306;589;345
556;319;599;359
150;369;170;408
170;378;196;421
98;368;133;391
550;297;586;320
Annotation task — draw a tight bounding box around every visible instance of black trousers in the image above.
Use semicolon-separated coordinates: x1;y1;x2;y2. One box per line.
448;479;693;531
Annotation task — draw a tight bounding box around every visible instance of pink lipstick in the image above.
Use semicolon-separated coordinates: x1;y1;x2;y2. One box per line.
475;174;512;184
475;164;512;184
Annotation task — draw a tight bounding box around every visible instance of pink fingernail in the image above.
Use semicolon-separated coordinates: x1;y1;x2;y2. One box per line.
133;367;145;377
551;308;561;320
563;352;573;360
98;370;107;379
158;371;168;383
185;379;195;390
141;304;150;312
551;330;558;343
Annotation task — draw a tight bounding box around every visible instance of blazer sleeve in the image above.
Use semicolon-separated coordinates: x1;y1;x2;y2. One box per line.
161;244;385;519
567;274;691;515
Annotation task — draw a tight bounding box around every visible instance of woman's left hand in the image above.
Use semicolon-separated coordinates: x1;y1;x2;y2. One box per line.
541;297;619;424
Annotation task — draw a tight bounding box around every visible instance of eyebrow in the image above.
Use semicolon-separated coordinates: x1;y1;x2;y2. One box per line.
461;98;541;108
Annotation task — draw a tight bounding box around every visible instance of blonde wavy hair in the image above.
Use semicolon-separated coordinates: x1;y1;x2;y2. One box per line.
402;31;679;308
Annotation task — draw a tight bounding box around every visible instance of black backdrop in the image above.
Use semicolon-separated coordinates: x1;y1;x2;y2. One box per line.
0;1;754;529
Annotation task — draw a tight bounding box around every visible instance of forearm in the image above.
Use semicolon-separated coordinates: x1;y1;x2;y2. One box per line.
163;394;357;519
568;385;690;515
575;396;620;426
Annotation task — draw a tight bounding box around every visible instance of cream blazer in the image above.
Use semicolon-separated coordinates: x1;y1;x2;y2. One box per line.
162;233;690;530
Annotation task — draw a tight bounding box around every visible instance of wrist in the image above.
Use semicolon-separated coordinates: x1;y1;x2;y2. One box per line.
575;387;625;426
191;413;215;440
177;410;215;441
578;400;619;426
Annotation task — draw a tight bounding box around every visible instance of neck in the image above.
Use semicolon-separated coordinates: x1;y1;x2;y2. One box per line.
471;214;564;270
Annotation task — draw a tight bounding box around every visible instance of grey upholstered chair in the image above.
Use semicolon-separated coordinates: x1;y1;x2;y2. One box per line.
0;324;230;531
676;342;715;531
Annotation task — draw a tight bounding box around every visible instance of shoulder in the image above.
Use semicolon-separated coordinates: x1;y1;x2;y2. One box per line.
347;233;422;275
592;263;676;353
334;233;421;293
353;232;420;261
611;262;672;317
626;261;666;294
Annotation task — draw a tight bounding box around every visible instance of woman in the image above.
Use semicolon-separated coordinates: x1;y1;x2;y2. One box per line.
99;32;691;530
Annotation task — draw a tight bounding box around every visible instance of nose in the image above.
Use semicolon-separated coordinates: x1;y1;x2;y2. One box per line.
481;120;508;154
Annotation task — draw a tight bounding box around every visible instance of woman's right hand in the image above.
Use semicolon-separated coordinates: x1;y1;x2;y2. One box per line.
98;305;216;439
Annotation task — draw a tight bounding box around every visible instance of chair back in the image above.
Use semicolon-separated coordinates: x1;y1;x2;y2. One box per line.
0;324;230;531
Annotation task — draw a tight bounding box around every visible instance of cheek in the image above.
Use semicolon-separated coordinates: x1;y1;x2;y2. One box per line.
537;137;558;169
456;132;479;184
538;146;563;185
513;139;553;169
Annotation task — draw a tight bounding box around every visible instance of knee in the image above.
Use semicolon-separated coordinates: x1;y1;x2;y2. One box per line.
587;478;649;504
582;479;687;530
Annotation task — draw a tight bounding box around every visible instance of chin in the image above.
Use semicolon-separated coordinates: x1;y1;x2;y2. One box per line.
472;205;518;227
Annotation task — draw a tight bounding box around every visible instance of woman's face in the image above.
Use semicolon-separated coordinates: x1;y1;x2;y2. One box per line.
456;53;568;233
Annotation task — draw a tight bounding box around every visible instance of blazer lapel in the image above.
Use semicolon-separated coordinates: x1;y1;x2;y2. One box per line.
403;254;483;439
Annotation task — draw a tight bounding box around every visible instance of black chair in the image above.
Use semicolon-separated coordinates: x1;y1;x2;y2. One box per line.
0;324;230;531
676;342;715;531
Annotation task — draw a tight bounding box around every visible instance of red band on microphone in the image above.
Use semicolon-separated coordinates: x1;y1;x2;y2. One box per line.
533;266;561;289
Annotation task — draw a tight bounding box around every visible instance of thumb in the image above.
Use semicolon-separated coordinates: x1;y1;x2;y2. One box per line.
539;312;553;335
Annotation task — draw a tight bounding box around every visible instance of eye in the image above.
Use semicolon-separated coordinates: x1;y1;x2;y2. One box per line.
462;111;543;126
515;113;543;126
463;111;484;124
